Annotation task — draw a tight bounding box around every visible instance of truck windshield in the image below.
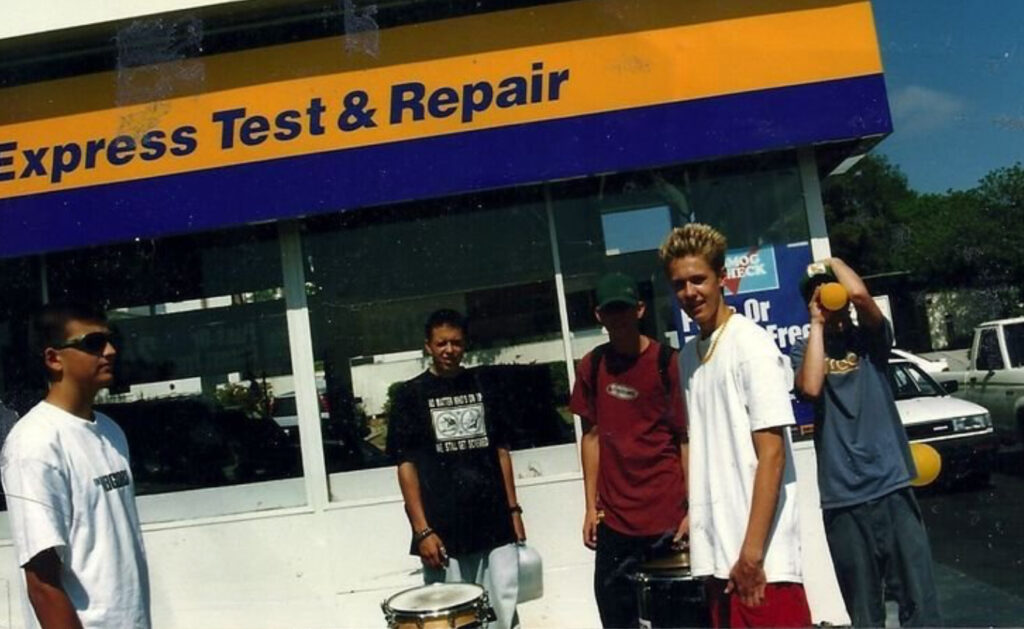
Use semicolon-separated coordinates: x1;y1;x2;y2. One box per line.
1005;323;1024;369
886;362;943;400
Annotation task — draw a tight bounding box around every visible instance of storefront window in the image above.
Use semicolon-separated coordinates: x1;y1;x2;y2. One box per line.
302;188;576;499
37;226;305;518
551;152;810;354
0;256;43;515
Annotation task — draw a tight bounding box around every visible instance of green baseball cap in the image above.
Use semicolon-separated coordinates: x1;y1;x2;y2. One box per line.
596;272;639;309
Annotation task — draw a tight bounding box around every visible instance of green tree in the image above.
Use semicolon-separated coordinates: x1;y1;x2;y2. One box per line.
974;163;1024;285
895;163;1024;288
896;190;981;287
822;154;916;275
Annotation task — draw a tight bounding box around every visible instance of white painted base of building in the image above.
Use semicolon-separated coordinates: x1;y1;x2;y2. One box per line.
0;442;848;628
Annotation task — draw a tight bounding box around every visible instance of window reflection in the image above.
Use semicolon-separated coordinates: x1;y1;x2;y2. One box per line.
42;228;303;499
303;190;576;481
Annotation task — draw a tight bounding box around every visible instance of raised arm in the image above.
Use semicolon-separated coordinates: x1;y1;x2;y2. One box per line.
795;286;827;399
829;257;884;331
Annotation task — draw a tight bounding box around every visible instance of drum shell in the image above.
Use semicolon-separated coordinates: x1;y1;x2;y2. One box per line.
382;583;492;629
386;605;480;629
633;568;708;629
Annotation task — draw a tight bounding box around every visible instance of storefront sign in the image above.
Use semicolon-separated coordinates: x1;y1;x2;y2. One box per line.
0;0;890;258
724;245;781;296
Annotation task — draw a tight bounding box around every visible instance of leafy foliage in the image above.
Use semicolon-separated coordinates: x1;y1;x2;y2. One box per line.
822;154;915;277
824;156;1024;290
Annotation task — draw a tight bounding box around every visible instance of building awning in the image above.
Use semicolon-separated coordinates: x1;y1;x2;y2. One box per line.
0;0;891;258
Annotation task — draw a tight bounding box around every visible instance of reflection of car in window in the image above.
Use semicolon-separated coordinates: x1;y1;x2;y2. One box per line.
474;364;574;450
886;359;997;487
269;391;391;474
96;398;301;495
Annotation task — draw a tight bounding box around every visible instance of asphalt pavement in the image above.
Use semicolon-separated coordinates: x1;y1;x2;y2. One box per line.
913;448;1024;627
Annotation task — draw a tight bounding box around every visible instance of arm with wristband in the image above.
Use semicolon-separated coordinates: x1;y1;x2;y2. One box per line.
397;461;447;568
497;448;526;543
387;382;447;568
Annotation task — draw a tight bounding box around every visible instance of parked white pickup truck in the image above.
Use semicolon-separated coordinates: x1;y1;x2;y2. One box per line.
934;317;1024;443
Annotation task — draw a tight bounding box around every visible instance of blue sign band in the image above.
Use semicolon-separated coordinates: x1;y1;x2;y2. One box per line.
0;74;889;258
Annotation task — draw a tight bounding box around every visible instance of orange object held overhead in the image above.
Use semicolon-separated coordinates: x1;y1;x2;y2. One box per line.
819;282;849;311
909;443;942;487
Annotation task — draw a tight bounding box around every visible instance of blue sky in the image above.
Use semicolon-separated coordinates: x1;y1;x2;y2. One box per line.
871;1;1024;193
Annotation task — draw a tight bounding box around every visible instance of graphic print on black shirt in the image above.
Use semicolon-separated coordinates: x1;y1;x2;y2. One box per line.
430;391;489;453
386;368;515;556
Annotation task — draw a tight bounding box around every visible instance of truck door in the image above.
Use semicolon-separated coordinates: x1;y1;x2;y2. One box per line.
996;323;1024;428
974;326;1009;432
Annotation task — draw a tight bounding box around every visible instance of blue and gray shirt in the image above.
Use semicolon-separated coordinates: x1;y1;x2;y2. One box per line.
791;322;916;509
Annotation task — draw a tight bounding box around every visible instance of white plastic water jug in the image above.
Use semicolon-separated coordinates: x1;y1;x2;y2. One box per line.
516;543;543;603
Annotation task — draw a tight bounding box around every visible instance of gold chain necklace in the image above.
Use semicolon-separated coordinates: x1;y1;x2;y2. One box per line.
698;313;732;364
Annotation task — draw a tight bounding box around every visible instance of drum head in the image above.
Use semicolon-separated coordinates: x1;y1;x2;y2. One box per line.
386;583;484;614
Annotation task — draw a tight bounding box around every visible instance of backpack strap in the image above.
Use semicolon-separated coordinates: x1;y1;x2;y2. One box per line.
657;342;678;397
587;343;609;412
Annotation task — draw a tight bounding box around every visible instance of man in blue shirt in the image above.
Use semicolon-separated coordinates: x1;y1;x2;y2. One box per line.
791;258;940;627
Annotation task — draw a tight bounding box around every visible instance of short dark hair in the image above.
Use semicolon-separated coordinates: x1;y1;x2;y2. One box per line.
32;302;109;356
424;309;467;340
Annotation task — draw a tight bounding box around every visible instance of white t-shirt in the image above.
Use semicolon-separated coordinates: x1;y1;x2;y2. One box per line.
681;315;803;583
0;401;151;629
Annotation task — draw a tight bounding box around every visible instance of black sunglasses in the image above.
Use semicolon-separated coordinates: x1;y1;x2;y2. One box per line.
52;331;117;355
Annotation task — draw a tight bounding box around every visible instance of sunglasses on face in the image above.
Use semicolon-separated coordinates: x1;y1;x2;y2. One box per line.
52;331;118;355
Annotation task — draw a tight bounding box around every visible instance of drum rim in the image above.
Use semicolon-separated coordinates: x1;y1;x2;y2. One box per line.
383;583;486;617
630;571;697;583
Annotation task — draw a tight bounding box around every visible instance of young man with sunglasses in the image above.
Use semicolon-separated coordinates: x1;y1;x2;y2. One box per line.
661;225;810;628
569;272;690;629
1;304;151;629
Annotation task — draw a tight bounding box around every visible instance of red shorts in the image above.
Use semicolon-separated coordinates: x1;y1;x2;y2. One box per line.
705;578;812;628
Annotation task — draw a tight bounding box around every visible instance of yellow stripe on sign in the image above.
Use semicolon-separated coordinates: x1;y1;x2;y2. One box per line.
0;1;881;200
0;0;875;125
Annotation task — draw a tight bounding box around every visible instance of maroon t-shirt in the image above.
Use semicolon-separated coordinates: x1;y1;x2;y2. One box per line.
570;339;688;536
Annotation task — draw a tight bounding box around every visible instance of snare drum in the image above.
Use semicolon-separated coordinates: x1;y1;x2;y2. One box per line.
631;550;708;629
381;583;495;628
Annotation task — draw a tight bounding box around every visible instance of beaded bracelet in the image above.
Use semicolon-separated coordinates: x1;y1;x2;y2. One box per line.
413;526;436;545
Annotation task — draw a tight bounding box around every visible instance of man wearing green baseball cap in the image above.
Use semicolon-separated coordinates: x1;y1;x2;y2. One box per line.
569;272;692;628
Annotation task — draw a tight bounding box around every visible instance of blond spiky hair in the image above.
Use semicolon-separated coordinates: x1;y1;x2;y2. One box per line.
658;223;728;271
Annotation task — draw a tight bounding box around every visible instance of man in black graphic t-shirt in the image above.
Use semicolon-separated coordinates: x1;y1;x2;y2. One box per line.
387;309;526;629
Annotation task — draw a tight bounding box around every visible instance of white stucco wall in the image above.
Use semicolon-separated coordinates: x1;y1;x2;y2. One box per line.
0;443;848;628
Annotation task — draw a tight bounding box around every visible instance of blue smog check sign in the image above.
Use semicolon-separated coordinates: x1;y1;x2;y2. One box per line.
723;245;780;296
